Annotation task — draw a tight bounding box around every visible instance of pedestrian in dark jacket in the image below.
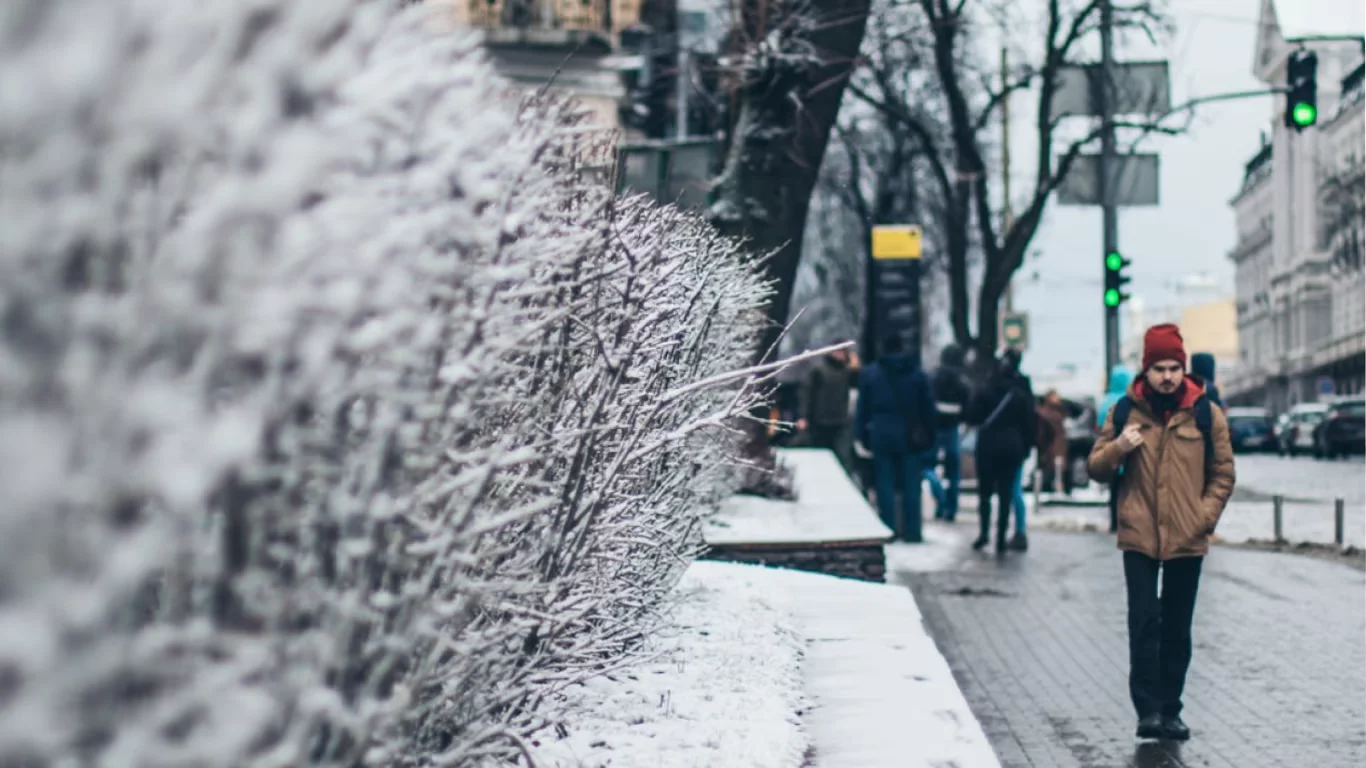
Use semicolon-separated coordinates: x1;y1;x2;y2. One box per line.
855;334;937;543
799;346;858;471
967;348;1037;553
1189;353;1222;408
930;344;970;521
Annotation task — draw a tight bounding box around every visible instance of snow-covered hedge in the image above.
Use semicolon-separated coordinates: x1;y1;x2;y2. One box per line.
0;2;770;766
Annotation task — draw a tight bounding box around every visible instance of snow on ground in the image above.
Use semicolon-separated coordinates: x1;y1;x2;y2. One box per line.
531;559;1000;768
527;562;809;768
768;566;1001;768
704;449;891;546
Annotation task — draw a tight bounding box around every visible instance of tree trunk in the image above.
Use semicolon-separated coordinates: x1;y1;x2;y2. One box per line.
711;0;874;365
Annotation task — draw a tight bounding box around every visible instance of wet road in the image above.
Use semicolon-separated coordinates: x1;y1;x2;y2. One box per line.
890;529;1366;768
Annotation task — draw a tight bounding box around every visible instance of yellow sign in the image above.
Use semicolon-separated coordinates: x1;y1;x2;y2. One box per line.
871;225;922;260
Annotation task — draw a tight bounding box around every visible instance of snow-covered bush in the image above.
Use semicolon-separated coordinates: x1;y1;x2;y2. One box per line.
0;2;770;766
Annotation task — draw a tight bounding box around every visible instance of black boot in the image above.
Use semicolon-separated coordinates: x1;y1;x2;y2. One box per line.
1162;715;1191;741
1009;532;1029;551
1136;713;1164;739
974;498;991;550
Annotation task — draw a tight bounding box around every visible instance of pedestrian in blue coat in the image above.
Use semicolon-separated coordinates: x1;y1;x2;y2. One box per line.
855;335;937;543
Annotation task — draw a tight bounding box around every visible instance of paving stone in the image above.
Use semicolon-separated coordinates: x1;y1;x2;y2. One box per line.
892;529;1366;768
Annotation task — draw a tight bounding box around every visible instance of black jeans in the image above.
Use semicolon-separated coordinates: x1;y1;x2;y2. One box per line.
976;459;1019;546
1123;551;1204;719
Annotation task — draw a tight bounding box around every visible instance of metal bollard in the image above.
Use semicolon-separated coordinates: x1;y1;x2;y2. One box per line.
1273;495;1284;542
1335;498;1345;546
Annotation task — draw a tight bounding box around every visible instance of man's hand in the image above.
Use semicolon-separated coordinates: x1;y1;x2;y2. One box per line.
1116;424;1145;454
853;441;872;459
796;418;808;432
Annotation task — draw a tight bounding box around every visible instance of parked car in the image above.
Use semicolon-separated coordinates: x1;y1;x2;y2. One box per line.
1225;407;1276;453
1276;402;1329;457
1312;398;1366;459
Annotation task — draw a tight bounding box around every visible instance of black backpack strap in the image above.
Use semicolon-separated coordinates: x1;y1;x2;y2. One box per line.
1109;396;1133;486
1112;396;1132;432
1194;395;1214;486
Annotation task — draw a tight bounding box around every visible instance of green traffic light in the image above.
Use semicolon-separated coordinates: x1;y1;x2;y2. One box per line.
1291;102;1317;126
1104;288;1121;307
1105;252;1123;271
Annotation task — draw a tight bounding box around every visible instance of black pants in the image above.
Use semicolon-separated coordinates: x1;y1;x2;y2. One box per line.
1123;551;1204;719
976;459;1019;546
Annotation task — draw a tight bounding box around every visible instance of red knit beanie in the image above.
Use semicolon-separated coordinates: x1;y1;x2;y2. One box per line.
1142;323;1187;371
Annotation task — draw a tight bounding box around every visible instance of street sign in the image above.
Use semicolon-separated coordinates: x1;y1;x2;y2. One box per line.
1051;61;1171;117
1001;313;1028;352
1056;153;1160;207
872;225;922;260
1317;376;1336;397
871;224;923;363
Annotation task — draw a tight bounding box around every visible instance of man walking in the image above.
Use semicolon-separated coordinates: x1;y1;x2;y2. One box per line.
799;345;858;472
1087;324;1236;742
967;349;1036;553
855;334;936;543
930;344;971;521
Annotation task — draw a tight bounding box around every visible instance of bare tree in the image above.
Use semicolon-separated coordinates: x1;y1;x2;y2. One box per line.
709;0;876;364
850;0;1176;371
789;0;971;366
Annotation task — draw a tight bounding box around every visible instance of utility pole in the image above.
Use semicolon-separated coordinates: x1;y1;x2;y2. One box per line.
1099;0;1120;383
1001;46;1015;314
675;45;689;138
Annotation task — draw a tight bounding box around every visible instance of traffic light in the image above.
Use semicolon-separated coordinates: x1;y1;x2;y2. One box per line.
1285;49;1319;132
1103;251;1131;308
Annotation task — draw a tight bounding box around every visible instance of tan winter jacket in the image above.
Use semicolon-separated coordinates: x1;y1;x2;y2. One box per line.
1087;379;1236;560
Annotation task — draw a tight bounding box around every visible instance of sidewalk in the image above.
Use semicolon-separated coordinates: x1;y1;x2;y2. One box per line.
886;523;1366;768
528;560;1001;768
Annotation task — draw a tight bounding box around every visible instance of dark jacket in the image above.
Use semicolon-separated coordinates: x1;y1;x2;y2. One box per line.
931;344;971;429
968;368;1037;467
1190;353;1222;408
802;356;856;427
855;354;936;455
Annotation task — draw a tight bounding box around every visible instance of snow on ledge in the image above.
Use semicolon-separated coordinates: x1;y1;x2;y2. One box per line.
526;561;809;768
530;561;999;768
704;448;893;546
751;564;1002;768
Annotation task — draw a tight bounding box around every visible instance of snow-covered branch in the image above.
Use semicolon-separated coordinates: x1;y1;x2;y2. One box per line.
0;3;769;766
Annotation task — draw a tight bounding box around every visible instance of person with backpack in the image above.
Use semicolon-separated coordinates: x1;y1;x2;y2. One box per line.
930;344;971;521
854;334;937;543
1189;352;1223;409
966;348;1037;553
1087;323;1236;743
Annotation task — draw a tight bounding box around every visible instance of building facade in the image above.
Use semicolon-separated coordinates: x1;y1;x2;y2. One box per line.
436;0;649;129
1226;0;1365;410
